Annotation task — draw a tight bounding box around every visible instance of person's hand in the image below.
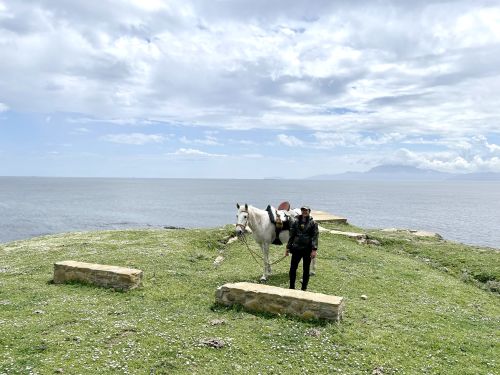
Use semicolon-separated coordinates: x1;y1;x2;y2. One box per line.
285;248;290;257
311;249;317;258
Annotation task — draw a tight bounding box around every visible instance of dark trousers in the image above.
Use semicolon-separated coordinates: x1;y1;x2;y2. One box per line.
289;250;312;291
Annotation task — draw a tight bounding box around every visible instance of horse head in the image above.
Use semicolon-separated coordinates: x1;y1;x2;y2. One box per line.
235;203;249;236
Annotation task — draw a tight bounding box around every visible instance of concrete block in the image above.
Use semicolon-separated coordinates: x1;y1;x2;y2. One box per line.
216;282;344;321
53;261;143;291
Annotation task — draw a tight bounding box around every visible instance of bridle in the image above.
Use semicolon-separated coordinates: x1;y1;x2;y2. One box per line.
235;207;287;267
236;210;249;231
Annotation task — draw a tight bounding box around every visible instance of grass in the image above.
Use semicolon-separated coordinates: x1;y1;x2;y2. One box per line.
0;226;499;374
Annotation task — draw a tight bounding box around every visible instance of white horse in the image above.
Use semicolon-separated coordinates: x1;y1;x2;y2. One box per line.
235;203;316;282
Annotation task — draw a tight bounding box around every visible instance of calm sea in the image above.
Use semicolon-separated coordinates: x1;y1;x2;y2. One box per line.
0;177;499;249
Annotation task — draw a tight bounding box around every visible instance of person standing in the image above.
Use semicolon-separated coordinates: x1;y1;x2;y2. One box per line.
285;205;319;291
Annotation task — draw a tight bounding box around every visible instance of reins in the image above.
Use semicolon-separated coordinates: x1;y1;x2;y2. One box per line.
236;207;288;269
238;232;288;267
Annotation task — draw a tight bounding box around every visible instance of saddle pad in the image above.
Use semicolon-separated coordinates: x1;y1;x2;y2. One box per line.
278;201;291;211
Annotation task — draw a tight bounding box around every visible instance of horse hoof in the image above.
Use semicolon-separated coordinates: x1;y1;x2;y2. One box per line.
310;271;316;276
259;277;268;283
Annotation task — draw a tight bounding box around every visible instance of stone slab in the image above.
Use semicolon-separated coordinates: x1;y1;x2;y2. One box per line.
216;282;344;321
381;228;442;239
319;226;367;240
329;229;367;240
53;261;143;291
311;210;347;224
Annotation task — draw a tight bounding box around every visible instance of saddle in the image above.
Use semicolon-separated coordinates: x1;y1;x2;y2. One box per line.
266;201;296;245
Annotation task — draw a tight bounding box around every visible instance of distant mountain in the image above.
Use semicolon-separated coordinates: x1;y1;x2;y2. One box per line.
309;165;500;181
309;165;451;181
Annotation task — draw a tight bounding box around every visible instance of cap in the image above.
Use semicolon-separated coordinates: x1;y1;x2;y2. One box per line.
300;205;311;211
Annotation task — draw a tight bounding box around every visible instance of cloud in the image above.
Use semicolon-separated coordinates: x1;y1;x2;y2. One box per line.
2;1;500;175
240;153;264;159
166;148;226;158
277;134;304;147
180;135;221;146
313;132;405;148
381;147;500;173
0;0;498;138
101;133;166;145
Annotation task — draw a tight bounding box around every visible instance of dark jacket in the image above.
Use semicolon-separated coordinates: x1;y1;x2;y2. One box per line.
287;215;319;252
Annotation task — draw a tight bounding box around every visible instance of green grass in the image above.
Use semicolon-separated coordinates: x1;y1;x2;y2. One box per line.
0;227;499;374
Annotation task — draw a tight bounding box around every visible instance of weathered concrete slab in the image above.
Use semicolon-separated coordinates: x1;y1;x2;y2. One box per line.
409;230;443;239
311;210;347;224
319;226;368;240
216;282;344;321
381;228;443;239
329;229;367;240
53;261;143;291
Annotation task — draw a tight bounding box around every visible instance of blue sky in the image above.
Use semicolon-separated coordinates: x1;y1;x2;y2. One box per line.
1;0;500;178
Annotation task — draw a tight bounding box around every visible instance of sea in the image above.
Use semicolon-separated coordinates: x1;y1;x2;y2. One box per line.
1;177;499;249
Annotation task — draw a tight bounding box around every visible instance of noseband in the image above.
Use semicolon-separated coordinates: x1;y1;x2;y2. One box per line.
236;210;249;230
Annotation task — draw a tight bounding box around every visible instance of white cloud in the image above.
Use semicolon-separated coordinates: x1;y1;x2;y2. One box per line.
240;153;263;159
1;0;499;139
2;1;500;174
180;135;221;146
166;148;226;158
313;132;405;148
381;147;500;173
229;139;257;145
101;133;166;145
277;134;304;147
486;143;500;153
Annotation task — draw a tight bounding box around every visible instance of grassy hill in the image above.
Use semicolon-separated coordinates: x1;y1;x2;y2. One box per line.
0;225;499;374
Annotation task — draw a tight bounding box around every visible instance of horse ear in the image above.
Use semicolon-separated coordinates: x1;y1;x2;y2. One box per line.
236;203;240;209
245;203;248;211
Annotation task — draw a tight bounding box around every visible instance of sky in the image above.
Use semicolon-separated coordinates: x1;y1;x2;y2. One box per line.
1;0;500;178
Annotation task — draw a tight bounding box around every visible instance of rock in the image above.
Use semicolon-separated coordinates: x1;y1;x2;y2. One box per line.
227;236;238;245
209;319;226;326
372;367;384;375
33;310;45;314
412;230;443;239
305;328;322;337
200;338;225;349
381;228;399;232
367;239;381;246
213;255;224;267
361;295;368;300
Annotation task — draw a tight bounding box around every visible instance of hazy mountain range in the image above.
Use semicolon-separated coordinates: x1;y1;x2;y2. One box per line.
308;165;500;181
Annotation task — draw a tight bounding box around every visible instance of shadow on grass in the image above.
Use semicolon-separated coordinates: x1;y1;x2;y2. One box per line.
48;279;136;293
210;303;333;326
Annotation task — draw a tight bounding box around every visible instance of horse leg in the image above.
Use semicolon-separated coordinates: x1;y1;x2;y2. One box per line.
301;254;317;285
260;243;270;282
310;256;316;276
